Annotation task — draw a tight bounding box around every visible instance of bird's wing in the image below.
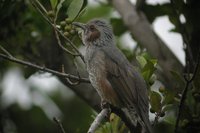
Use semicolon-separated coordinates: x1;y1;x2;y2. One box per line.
102;46;149;119
102;46;153;132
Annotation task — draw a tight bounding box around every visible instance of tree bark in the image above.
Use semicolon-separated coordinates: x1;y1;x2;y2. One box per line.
110;0;184;88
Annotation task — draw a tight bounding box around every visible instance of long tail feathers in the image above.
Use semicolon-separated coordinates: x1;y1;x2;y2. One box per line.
141;113;153;133
121;108;153;133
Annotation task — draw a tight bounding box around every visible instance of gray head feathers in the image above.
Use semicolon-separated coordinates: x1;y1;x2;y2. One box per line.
84;19;114;46
87;19;113;38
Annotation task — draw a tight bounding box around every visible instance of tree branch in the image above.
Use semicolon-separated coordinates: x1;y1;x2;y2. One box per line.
54;27;79;56
0;53;90;83
0;45;13;57
88;108;110;133
110;0;184;88
174;50;200;133
53;117;66;133
31;0;85;62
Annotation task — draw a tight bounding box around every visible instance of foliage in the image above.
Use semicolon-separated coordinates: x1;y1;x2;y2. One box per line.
95;113;129;133
0;0;200;133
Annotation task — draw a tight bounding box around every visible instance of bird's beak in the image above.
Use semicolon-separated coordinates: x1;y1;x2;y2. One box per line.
72;22;86;30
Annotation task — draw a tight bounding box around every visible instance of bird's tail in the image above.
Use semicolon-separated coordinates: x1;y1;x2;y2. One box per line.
121;107;153;133
140;112;153;133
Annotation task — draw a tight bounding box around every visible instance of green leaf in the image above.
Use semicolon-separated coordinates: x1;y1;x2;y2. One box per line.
150;59;158;66
163;113;176;125
162;104;175;112
67;0;84;20
121;48;134;61
75;7;87;19
136;55;147;68
78;6;111;22
56;0;65;15
50;0;58;10
162;92;175;105
142;60;156;81
142;71;151;82
141;52;151;60
150;91;162;112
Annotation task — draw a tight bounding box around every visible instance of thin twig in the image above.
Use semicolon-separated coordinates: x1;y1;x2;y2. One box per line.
0;53;90;83
0;45;13;57
153;112;160;126
61;64;81;85
32;0;77;56
174;50;200;133
88;108;110;133
51;4;78;56
65;58;81;85
34;0;48;14
53;117;66;133
66;78;80;85
30;0;85;62
54;25;79;56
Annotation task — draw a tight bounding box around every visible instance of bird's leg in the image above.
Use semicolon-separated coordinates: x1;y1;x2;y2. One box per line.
101;100;110;109
101;100;111;117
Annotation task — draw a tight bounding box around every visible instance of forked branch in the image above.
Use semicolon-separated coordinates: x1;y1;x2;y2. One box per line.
0;45;89;84
174;50;200;133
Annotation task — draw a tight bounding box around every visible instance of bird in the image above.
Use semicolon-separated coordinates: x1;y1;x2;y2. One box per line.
73;19;152;133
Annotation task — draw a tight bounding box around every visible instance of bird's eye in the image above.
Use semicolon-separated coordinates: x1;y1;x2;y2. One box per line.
89;25;95;31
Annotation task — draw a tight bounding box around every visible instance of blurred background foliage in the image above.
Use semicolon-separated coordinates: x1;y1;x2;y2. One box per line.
0;0;200;133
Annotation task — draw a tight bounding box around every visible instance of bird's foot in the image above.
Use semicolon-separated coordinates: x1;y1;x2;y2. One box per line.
101;100;109;109
101;100;111;116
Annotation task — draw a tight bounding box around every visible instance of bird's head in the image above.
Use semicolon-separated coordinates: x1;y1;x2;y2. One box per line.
73;19;114;46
